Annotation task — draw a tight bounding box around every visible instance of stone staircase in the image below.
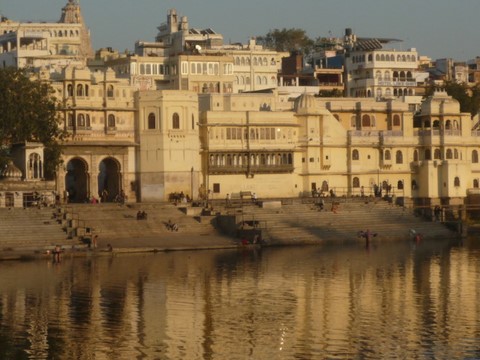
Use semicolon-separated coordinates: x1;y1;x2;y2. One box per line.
61;202;221;241
0;207;74;251
0;198;459;252
221;197;458;244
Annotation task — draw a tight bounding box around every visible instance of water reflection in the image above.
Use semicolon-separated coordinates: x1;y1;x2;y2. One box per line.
0;237;479;359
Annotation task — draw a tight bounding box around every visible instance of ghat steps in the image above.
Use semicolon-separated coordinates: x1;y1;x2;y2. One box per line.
0;198;458;252
228;198;457;244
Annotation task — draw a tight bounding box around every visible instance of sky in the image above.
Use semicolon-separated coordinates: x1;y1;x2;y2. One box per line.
2;0;480;61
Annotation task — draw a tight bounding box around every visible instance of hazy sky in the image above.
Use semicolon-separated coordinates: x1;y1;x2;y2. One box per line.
2;0;479;61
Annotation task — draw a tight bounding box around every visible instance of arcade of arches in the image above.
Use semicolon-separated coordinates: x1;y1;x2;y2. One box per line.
64;156;122;203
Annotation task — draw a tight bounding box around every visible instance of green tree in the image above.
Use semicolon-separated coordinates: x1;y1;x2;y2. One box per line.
257;28;314;54
0;68;64;179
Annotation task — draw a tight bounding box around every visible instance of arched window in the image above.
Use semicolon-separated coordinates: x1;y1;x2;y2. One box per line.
385;150;391;160
395;150;403;164
454;177;460;187
397;180;404;190
362;114;371;127
474;179;479;188
393;114;401;127
434;149;441;159
67;84;73;97
76;84;83;96
445;120;452;130
446;149;453;159
107;85;114;98
107;114;116;128
353;177;360;188
29;153;43;179
77;114;85;127
352;149;359;160
454;149;459;159
67;113;74;127
148;113;156;129
473;150;479;163
172;113;180;129
86;114;90;127
413;150;419;161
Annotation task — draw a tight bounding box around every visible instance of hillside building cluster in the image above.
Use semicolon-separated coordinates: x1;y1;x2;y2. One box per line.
1;0;479;213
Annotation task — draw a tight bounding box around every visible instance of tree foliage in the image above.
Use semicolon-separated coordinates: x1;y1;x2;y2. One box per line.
425;81;480;117
257;28;315;54
0;68;64;179
318;89;344;98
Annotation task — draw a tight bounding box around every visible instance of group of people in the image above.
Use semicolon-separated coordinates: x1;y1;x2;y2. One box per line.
166;219;179;231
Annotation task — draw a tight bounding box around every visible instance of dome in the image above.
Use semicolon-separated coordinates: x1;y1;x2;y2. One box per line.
1;161;23;181
294;93;331;116
294;93;317;114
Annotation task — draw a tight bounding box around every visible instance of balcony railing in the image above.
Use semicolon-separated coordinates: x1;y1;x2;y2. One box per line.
209;163;294;174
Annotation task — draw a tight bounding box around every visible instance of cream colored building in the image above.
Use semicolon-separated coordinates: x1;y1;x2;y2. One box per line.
2;0;479;212
38;65;137;203
0;0;93;70
135;87;479;208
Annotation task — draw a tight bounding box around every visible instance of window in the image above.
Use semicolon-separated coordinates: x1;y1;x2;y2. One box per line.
352;149;359;160
454;177;460;187
474;179;479;188
67;113;74;127
397;180;404;190
393;114;401;127
361;115;371;127
76;84;83;96
148;113;156;129
107;85;114;98
181;62;188;75
77;114;85;127
385;150;391;160
172;113;180;129
473;150;479;163
395;150;403;164
108;114;116;128
446;149;453;159
353;177;360;188
434;149;441;159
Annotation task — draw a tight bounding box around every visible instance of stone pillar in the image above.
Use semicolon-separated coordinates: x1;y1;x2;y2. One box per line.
90;157;99;199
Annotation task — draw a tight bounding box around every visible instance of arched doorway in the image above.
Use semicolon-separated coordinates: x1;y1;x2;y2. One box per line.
98;157;121;202
65;158;89;203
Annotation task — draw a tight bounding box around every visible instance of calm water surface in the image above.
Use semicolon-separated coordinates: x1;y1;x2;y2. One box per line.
0;237;479;359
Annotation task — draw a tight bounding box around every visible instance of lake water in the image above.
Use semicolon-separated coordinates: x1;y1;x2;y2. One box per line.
0;237;479;360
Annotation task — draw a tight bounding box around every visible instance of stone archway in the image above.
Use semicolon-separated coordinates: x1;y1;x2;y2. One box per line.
65;158;89;203
98;157;121;202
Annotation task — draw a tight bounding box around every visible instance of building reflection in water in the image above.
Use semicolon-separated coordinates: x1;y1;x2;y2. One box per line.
0;238;479;359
